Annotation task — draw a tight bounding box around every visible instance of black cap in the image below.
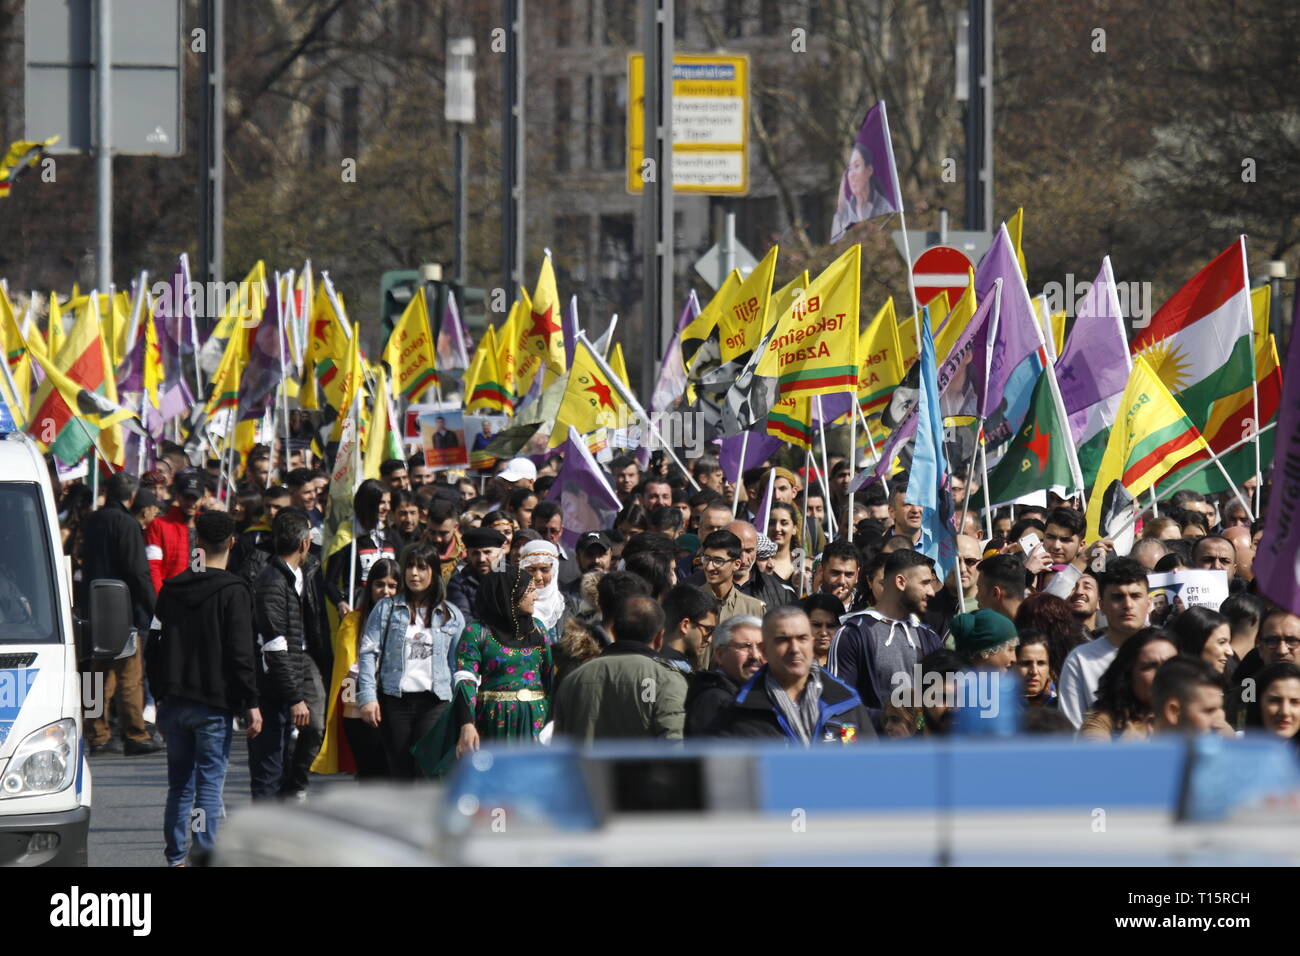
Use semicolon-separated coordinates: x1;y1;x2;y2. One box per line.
174;472;204;499
577;530;611;553
463;527;507;549
132;489;160;512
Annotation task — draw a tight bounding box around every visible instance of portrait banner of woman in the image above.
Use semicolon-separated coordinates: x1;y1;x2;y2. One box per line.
829;101;901;242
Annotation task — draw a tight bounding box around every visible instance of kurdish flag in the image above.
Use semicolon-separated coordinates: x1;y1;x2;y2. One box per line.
717;244;779;363
1085;356;1211;541
1130;238;1253;446
383;286;439;401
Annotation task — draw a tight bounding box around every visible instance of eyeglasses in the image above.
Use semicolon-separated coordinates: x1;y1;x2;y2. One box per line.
724;641;762;654
961;557;981;567
692;620;717;638
701;554;733;567
1261;637;1300;650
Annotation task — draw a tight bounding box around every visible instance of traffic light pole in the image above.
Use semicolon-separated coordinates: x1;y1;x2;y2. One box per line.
640;0;673;408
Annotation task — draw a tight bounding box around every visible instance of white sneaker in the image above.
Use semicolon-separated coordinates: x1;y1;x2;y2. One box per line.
143;703;157;725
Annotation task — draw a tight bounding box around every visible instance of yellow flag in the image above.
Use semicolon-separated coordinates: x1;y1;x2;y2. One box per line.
527;256;566;376
0;292;31;425
96;315;126;467
1008;207;1028;278
498;288;540;402
363;366;395;480
48;293;66;358
609;342;631;390
897;291;948;369
550;338;632;448
858;297;905;417
205;323;245;417
681;270;741;372
303;280;349;411
933;271;977;362
466;325;511;414
1250;284;1270;351
770;271;809;334
1085;356;1211;540
718;245;779;363
756;243;860;399
382;288;438;401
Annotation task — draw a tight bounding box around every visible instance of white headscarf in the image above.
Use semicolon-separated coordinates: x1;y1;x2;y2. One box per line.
518;539;565;632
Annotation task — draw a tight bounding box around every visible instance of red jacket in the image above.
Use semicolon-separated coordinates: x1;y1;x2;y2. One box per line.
145;506;192;594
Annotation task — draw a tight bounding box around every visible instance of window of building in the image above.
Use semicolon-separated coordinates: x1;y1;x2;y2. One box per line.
761;0;781;33
725;0;746;38
735;196;780;252
602;76;625;170
607;0;637;46
554;215;591;283
554;78;572;172
341;87;360;157
674;0;688;40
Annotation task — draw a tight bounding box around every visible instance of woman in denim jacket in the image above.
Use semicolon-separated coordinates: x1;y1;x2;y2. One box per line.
356;542;466;777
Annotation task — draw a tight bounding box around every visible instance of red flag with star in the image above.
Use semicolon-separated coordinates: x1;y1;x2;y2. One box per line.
986;370;1076;505
549;337;632;448
527;255;566;376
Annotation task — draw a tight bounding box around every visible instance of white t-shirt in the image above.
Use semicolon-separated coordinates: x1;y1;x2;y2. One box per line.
399;617;436;693
1058;634;1120;729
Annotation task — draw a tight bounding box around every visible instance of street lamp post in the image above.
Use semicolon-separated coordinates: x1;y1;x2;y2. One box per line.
446;37;476;287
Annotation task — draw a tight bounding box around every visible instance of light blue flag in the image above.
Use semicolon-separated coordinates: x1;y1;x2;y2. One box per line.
905;307;956;584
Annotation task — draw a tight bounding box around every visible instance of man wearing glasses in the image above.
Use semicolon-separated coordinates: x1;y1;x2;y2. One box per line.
923;534;982;635
700;531;766;625
1228;609;1300;727
685;615;765;736
660;584;719;675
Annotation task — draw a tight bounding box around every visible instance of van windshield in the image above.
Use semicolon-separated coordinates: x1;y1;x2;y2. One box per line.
0;483;60;644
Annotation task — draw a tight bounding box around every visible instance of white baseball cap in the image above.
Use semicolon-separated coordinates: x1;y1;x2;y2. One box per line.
499;457;538;483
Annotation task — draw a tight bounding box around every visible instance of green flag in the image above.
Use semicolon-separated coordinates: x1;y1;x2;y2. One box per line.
986;372;1075;505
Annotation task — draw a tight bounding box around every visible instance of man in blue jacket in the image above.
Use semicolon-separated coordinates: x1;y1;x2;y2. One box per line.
708;606;876;744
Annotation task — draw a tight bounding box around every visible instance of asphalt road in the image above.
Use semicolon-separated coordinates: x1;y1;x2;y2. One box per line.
87;734;355;867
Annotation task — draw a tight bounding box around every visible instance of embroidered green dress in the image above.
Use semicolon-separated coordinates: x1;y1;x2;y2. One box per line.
453;619;553;741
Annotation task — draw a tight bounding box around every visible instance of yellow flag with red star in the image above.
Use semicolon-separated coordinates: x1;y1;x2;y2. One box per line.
549;337;631;448
526;255;566;376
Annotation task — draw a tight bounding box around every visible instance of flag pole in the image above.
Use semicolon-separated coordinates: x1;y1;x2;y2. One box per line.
1210;456;1255;522
576;331;699;491
854;398;893;502
847;395;857;543
276;270;293;483
730;431;749;517
348;395;360;606
757;464;777;535
814;397;837;539
801;445;813;555
1103;422;1275;541
958;447;979;542
978;435;994;540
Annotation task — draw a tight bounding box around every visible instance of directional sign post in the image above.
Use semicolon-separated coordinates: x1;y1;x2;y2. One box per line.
627;53;749;195
912;245;975;307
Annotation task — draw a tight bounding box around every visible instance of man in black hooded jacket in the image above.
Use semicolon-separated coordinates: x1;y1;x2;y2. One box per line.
146;511;262;866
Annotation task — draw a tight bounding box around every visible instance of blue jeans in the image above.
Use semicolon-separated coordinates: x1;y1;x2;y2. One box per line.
158;698;233;866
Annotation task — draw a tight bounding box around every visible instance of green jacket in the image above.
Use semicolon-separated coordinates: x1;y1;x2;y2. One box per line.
552;641;687;741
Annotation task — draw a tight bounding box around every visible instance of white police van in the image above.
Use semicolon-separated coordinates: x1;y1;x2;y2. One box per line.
0;427;133;865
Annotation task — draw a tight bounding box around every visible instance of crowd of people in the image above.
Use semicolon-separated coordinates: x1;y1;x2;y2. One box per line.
65;435;1298;865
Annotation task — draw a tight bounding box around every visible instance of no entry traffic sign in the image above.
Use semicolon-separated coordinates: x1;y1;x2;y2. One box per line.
912;245;973;307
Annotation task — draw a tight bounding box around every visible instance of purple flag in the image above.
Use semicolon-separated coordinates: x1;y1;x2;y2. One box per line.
652;293;699;414
562;295;580;370
972;224;1041;420
1255;301;1300;614
812;391;854;426
1055;257;1131;440
545;427;623;549
118;278;147;393
855;293;997;490
719;430;782;485
237;278;285;422
437;291;471;372
829;101;902;242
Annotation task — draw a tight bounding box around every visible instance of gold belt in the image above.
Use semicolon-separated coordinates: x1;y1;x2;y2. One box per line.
481;688;545;702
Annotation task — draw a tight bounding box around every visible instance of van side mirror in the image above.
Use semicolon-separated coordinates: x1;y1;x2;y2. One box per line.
89;579;135;661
